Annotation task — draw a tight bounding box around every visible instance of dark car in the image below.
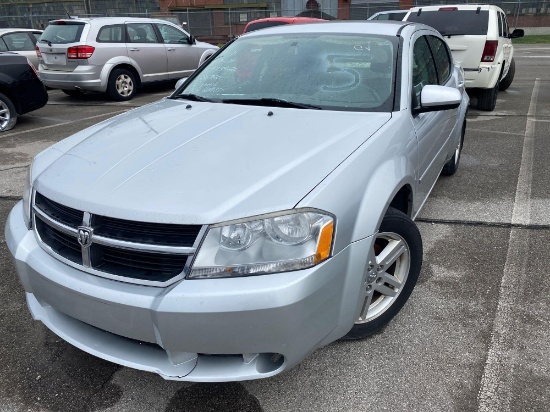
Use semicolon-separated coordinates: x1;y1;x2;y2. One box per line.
0;52;48;131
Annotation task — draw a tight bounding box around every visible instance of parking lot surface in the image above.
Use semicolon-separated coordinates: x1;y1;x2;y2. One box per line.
1;45;549;411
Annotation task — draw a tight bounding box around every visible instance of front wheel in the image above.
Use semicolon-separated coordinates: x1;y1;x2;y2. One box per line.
343;207;423;340
107;69;136;101
441;120;466;176
0;92;17;132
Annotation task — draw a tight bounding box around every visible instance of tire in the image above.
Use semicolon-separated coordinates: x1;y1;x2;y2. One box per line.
62;89;83;97
477;80;499;111
0;92;18;132
343;207;423;340
441;120;466;176
499;59;515;91
107;68;136;101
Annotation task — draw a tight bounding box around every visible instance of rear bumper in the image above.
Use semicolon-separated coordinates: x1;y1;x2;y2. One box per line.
39;64;107;92
6;201;373;381
463;63;500;89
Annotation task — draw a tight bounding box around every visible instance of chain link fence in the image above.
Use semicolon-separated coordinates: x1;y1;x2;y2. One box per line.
1;1;549;44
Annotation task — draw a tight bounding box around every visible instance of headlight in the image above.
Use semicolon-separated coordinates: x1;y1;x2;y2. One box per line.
189;210;335;279
22;163;33;230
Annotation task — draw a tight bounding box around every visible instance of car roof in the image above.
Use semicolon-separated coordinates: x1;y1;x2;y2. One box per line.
409;4;498;12
0;28;43;34
247;16;325;24
242;20;413;37
47;17;179;25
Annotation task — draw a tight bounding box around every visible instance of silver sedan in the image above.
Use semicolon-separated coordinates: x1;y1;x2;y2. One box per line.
5;21;468;381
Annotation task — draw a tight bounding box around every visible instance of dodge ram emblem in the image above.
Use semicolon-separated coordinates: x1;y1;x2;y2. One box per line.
77;227;93;248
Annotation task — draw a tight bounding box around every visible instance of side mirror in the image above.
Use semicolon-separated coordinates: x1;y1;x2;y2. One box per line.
414;85;461;114
510;29;524;39
175;77;188;90
187;35;196;45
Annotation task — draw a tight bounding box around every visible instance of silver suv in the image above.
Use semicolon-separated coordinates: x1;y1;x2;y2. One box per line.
37;17;218;100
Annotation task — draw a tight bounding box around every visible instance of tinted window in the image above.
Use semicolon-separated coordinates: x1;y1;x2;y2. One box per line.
40;22;85;44
501;13;509;37
412;36;438;108
178;34;397;112
97;25;125;43
156;24;188;44
407;10;489;36
3;32;36;51
126;23;158;43
498;12;503;37
244;21;289;33
427;36;451;84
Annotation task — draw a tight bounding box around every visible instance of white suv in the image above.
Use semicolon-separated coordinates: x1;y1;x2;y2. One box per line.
405;4;524;111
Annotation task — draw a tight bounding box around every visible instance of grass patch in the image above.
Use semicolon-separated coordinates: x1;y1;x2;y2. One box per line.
513;35;550;44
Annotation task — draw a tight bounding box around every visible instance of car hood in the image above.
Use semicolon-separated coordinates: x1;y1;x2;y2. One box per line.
35;99;390;224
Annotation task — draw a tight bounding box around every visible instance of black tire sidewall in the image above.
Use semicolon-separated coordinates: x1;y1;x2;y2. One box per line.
344;208;423;340
107;69;136;101
0;92;17;132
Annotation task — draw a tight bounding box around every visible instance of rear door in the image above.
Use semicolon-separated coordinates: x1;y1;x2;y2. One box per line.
38;21;87;72
155;23;201;79
125;22;168;82
406;8;489;70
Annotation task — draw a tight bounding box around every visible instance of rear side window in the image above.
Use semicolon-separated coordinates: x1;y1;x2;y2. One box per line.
97;25;125;43
407;10;489;36
244;21;289;33
41;22;85;44
126;23;158;43
2;33;35;51
427;36;452;84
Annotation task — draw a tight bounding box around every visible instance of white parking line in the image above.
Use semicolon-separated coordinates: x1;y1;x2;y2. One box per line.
0;110;128;139
477;78;540;412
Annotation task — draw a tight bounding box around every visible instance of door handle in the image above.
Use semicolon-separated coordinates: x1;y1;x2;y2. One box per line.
167;48;176;51
129;48;140;51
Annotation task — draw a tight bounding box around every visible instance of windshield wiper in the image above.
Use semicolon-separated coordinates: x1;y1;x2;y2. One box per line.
172;93;217;103
221;98;322;110
39;39;52;46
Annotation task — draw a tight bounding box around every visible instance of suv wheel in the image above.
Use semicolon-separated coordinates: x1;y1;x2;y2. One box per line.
107;69;136;101
499;58;516;91
0;92;17;132
477;80;499;111
343;207;423;340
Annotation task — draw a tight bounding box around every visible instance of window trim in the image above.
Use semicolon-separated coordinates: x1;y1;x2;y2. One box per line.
96;24;127;44
125;23;161;44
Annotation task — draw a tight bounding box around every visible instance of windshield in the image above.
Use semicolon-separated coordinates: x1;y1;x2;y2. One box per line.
175;33;397;112
245;21;289;33
407;10;489;36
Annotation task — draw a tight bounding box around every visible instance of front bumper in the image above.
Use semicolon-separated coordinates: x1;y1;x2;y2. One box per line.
5;201;372;381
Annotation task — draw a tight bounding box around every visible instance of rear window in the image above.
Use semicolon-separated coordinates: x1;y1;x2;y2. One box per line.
373;12;407;21
40;22;85;44
407;10;489;36
244;21;289;33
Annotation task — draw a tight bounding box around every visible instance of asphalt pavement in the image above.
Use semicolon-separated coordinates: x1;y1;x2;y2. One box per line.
1;45;549;411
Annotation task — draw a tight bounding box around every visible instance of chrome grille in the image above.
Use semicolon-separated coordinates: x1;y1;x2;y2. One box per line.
33;191;205;286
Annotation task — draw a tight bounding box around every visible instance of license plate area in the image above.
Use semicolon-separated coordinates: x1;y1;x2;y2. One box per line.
44;53;67;65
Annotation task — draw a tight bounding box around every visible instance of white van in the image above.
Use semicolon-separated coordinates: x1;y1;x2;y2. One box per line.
405;4;524;111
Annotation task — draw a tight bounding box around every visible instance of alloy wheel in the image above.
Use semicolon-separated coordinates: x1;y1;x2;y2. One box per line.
0;100;11;130
116;74;134;97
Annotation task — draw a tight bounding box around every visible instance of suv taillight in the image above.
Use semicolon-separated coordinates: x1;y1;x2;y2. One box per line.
481;40;498;62
67;45;95;59
35;46;42;59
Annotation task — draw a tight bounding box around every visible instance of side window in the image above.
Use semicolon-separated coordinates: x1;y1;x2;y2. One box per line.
427;36;452;85
412;36;438;109
156;24;188;44
3;32;36;51
498;12;503;37
0;38;7;52
501;13;509;37
97;25;125;43
126;23;158;43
